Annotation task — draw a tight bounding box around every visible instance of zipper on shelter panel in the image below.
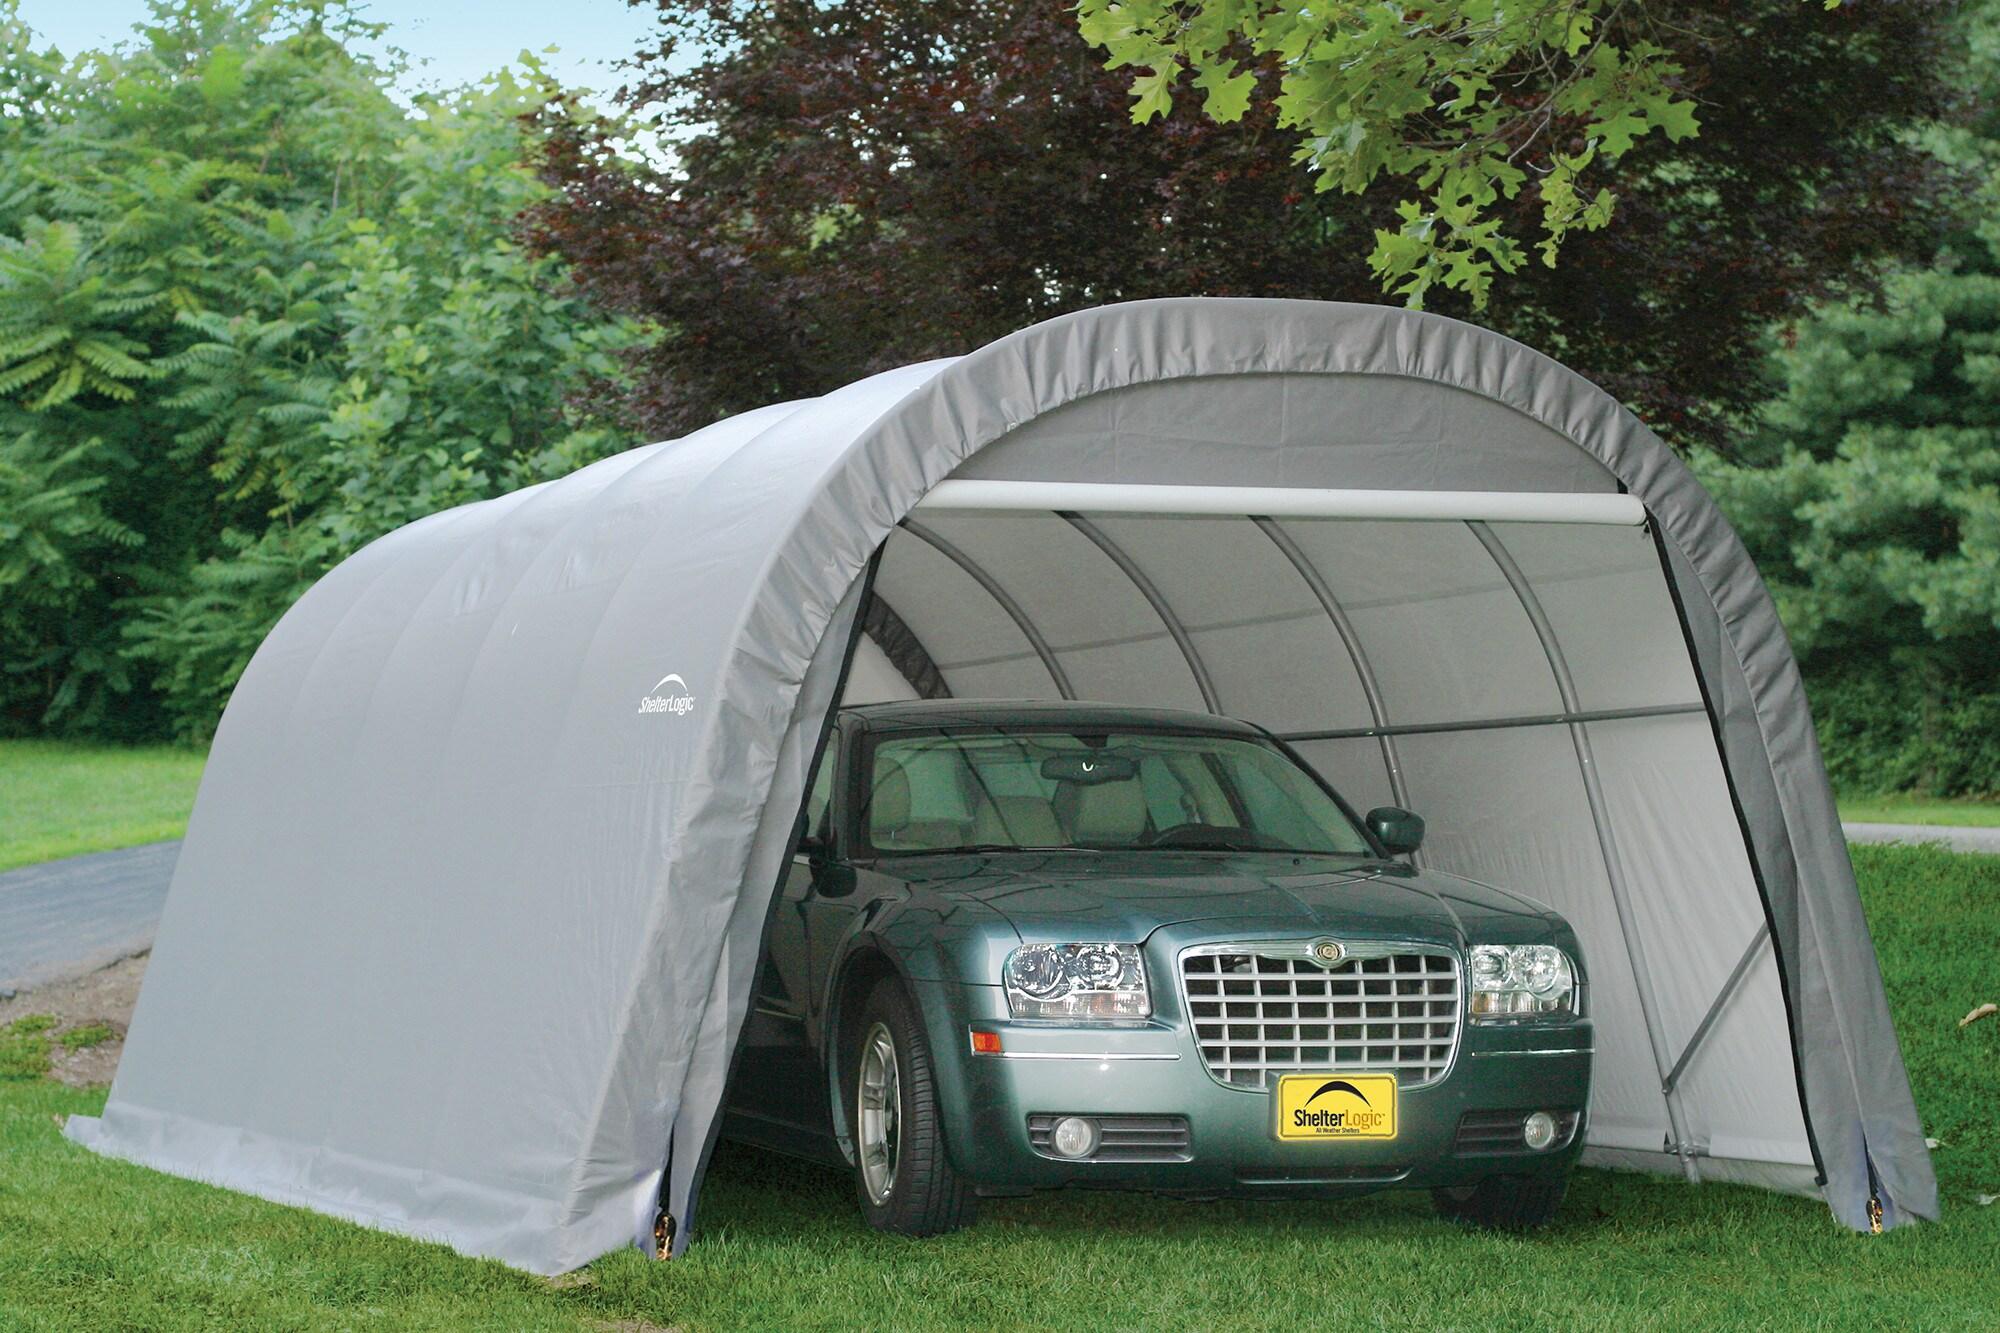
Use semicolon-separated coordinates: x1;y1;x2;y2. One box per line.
1865;1153;1885;1234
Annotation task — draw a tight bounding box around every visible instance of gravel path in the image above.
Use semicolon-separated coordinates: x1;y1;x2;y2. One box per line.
0;840;179;995
1842;823;2000;855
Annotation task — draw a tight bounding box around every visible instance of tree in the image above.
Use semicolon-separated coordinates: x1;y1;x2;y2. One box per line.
527;0;1957;447
1695;4;2000;796
1073;1;1860;309
0;1;647;739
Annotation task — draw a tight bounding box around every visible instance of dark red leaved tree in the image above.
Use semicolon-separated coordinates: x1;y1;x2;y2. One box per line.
525;0;1959;446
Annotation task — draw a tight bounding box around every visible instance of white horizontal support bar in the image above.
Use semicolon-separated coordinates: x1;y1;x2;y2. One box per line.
914;480;1646;526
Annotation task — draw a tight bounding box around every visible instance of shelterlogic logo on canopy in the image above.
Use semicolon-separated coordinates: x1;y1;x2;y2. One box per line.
638;674;697;717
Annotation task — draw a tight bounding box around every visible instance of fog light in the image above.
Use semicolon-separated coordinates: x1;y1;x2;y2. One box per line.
1050;1115;1100;1159
1523;1110;1558;1151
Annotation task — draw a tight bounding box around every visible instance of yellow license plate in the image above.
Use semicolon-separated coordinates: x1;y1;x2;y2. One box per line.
1274;1072;1398;1140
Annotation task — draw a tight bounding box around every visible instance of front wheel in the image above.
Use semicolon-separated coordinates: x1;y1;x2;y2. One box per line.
1432;1172;1569;1232
846;979;977;1236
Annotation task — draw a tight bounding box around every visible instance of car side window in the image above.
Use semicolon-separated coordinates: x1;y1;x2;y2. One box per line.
802;743;837;842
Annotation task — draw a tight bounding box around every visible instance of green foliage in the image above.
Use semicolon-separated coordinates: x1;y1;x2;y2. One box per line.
1803;661;2000;798
1701;247;2000;795
1698;12;2000;797
0;1;647;741
0;429;144;731
1077;1;1835;308
0;220;161;408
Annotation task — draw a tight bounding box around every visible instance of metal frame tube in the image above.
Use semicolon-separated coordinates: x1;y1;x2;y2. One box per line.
1255;517;1413;813
1663;923;1773;1096
917;480;1647;526
1468;520;1702;1182
897;520;1076;700
1061;513;1223;713
1275;702;1706;743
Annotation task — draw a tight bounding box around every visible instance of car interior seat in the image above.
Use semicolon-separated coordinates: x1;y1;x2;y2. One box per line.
970;794;1064;847
1055;779;1151;847
868;756;971;851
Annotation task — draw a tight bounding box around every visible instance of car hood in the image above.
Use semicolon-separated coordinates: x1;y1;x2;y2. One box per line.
877;851;1562;946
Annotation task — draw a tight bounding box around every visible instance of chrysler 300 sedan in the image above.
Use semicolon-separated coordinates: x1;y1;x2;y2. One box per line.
724;700;1592;1235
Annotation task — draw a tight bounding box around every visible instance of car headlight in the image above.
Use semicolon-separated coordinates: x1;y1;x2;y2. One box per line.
1468;944;1577;1019
1002;943;1151;1021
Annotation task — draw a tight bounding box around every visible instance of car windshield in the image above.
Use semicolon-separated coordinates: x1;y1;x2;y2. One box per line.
860;726;1374;857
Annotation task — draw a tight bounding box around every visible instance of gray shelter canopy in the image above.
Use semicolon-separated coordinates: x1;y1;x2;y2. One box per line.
69;299;1935;1273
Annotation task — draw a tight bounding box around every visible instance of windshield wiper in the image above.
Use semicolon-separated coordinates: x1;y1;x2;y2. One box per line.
931;843;1103;855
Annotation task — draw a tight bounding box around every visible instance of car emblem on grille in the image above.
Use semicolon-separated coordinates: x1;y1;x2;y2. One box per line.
1309;938;1345;966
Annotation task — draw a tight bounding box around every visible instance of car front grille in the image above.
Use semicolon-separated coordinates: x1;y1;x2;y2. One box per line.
1179;943;1461;1089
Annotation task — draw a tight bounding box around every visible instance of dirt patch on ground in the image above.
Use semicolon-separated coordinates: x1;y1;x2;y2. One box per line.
0;951;145;1086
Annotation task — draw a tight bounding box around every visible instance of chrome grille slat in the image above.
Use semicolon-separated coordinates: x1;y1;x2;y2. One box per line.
1179;943;1461;1089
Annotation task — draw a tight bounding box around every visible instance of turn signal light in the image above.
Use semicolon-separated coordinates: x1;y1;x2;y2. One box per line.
969;1030;1003;1055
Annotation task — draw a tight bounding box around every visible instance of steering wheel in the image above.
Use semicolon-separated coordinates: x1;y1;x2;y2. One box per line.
1144;822;1285;851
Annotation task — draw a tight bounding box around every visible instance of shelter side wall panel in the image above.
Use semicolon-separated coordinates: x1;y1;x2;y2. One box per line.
1084;515;1376;731
1491;523;1705;712
1392;727;1673;1155
1281;521;1562;725
872;531;1065;699
1288;737;1397;814
1586;714;1813;1168
843;636;923;705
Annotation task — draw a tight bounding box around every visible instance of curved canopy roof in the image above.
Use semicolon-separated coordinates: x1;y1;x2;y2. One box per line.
69;299;1934;1272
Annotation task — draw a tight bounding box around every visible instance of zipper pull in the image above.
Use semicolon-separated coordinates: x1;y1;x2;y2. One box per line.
1864;1150;1886;1234
653;1208;677;1259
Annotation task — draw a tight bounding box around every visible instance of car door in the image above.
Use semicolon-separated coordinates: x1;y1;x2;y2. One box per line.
800;731;916;1043
728;742;839;1134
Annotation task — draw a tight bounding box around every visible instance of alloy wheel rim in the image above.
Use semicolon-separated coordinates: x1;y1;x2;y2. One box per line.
856;1022;901;1206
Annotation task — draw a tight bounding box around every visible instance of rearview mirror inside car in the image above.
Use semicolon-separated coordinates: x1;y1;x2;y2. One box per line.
1365;806;1426;856
1040;753;1138;785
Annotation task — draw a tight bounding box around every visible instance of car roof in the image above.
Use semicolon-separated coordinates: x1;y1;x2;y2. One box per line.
838;698;1269;738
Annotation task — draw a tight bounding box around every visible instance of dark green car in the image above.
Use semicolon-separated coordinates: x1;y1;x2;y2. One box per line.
725;701;1592;1235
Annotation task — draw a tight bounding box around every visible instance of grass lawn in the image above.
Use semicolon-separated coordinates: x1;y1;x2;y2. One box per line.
1837;794;2000;828
0;741;206;873
0;733;1986;872
1;843;1995;1329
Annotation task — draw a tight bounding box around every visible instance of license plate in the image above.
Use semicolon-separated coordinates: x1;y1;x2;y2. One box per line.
1274;1072;1398;1140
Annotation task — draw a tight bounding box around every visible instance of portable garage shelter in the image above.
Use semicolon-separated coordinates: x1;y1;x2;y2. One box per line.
69;298;1935;1272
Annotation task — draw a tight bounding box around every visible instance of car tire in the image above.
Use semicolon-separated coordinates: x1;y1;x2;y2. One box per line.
1431;1172;1569;1232
845;978;977;1237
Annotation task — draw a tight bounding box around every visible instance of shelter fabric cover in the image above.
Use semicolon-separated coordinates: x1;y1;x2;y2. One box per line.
68;299;1934;1273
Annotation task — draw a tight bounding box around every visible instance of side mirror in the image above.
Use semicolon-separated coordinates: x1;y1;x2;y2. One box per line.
796;829;831;862
1365;806;1426;856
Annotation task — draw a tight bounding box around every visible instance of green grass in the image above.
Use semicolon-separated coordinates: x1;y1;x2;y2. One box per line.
1;1016;57;1080
1837;794;2000;828
2;844;1996;1329
0;740;206;872
57;1024;115;1053
0;734;1985;872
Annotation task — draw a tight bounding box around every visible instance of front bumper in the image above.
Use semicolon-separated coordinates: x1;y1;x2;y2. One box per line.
913;977;1592;1195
